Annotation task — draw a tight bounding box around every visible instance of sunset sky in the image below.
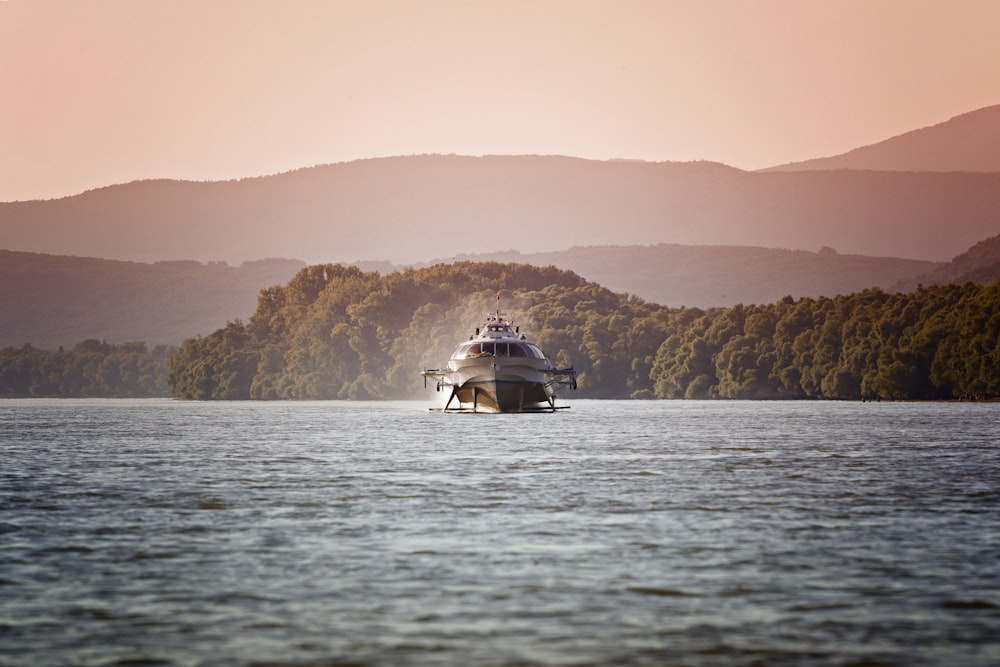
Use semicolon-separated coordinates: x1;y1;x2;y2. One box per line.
3;0;999;202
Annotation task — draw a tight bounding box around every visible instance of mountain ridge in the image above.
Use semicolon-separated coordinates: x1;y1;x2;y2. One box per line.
763;104;1000;172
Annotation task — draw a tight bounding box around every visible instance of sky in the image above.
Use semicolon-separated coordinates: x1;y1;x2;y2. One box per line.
2;0;1000;202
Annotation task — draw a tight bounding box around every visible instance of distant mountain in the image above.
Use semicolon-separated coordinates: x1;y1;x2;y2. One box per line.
764;105;1000;172
430;244;940;307
893;233;1000;291
3;154;1000;265
0;251;304;349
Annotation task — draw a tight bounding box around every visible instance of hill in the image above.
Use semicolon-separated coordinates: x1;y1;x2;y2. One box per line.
3;155;1000;264
0;244;942;350
764;105;1000;172
0;251;304;349
894;232;1000;290
433;244;939;307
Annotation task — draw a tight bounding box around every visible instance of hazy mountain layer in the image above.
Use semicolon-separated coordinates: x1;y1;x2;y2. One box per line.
435;245;939;307
3;156;999;265
0;252;304;348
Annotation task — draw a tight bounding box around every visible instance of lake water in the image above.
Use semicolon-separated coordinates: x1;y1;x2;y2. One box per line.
2;398;999;666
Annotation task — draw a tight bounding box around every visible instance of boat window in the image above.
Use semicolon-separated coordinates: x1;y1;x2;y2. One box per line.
452;340;542;359
451;342;480;359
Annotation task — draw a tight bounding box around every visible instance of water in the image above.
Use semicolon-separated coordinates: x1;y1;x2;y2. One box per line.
2;399;999;666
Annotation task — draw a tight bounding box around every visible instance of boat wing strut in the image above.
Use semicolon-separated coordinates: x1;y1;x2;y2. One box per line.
422;368;453;390
544;367;577;391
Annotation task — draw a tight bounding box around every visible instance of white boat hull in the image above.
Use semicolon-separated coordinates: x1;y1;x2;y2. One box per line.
445;361;558;413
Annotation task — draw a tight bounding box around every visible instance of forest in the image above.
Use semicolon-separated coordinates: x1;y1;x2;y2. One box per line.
0;340;174;398
161;262;1000;402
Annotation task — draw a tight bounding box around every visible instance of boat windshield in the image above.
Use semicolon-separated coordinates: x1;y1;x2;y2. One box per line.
451;341;546;360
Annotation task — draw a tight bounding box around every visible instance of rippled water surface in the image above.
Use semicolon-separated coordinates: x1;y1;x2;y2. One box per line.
2;399;999;666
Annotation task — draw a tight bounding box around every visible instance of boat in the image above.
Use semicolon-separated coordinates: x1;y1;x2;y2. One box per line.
422;295;577;412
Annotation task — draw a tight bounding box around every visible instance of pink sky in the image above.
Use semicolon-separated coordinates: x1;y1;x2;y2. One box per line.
2;0;999;201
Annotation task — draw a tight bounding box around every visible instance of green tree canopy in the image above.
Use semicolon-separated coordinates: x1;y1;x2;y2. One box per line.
165;263;1000;402
0;340;174;398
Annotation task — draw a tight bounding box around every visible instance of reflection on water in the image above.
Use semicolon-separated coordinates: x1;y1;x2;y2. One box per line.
2;399;999;666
